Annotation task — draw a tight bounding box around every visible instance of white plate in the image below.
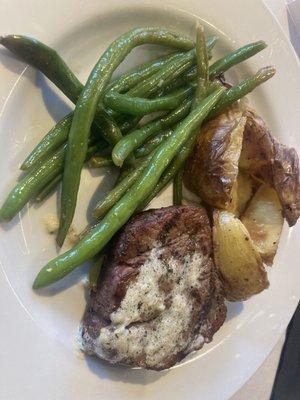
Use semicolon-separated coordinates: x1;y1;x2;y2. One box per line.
0;0;299;399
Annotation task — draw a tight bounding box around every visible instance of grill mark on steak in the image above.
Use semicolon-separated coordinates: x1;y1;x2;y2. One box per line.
157;210;181;244
80;206;226;370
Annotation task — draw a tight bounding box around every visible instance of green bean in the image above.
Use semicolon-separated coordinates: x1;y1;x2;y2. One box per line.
21;114;73;170
128;52;195;98
35;143;102;202
156;72;192;95
0;35;82;103
94;111;125;146
106;52;182;94
33;86;224;288
0;145;66;221
209;40;267;79
115;165;135;185
138;136;196;210
89;255;104;292
112;98;192;166
0;140;101;219
173;169;183;205
92;153;153;220
57;27;196;246
82;151;152;235
208;66;276;118
35;174;62;203
21;107;130;175
119;117;141;133
98;115;136;172
22;113;110;172
87;156;114;168
206;36;219;57
104;86;193;116
194;24;209;102
135;129;173;158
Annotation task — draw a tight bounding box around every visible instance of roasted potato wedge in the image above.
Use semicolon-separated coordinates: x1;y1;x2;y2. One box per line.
228;171;255;216
213;210;269;301
184;107;247;209
272;140;300;226
241;185;283;265
240;110;300;226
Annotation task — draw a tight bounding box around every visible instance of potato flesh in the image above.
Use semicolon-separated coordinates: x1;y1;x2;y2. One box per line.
213;210;269;301
228;171;254;216
241;185;283;265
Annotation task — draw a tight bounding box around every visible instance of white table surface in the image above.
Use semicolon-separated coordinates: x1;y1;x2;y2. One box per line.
231;0;299;398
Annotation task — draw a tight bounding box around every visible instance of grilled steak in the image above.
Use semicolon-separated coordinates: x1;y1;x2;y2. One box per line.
80;206;226;370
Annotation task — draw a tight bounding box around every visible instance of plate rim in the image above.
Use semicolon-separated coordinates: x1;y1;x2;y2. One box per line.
0;1;299;399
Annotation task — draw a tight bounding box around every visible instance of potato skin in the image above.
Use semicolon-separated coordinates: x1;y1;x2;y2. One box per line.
272;141;300;226
213;210;269;301
184;107;246;209
240;110;300;226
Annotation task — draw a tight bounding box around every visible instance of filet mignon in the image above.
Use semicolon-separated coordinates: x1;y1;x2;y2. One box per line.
80;206;226;370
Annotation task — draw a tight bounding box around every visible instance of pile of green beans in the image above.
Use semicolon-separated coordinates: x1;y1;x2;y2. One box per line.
56;28;201;246
33;86;224;289
0;26;276;290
